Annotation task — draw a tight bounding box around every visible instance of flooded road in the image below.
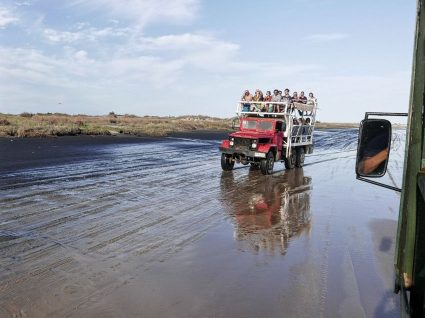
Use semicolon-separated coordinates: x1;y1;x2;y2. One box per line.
0;130;403;317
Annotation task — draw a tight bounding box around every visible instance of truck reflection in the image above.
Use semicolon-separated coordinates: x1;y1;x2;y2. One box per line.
220;169;312;255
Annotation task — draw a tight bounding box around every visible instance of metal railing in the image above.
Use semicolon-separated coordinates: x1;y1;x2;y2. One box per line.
236;100;317;118
235;100;318;159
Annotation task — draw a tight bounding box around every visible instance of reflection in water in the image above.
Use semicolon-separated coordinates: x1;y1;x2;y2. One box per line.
220;169;312;255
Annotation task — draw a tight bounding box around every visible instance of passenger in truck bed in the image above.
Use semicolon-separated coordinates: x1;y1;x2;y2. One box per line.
241;90;253;112
253;89;264;112
307;92;316;105
282;89;292;113
271;89;282;112
306;92;317;115
264;91;272;112
299;91;307;104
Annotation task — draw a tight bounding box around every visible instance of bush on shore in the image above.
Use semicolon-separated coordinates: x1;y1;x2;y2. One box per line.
20;112;34;118
0;113;233;137
0;112;357;138
0;118;10;126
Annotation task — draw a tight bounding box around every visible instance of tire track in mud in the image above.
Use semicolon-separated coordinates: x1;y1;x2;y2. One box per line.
0;139;227;317
0;144;216;190
0;130;405;317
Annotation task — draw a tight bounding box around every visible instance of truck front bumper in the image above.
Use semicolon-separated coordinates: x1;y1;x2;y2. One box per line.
219;147;267;158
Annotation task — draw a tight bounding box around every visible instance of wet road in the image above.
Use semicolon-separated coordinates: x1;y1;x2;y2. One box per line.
0;130;403;317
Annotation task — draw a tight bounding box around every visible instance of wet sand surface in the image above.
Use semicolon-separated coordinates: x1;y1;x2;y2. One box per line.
0;130;404;317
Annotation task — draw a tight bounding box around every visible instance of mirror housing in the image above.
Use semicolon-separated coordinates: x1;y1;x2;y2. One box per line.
356;119;392;178
232;118;239;130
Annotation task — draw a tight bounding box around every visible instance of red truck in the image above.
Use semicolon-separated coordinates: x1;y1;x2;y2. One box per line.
219;101;317;175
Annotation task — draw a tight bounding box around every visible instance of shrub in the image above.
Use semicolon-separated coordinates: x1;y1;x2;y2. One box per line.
20;112;33;118
47;118;59;125
0;118;10;125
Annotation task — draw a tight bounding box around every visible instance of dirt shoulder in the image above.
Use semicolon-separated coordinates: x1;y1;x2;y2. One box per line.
0;112;358;138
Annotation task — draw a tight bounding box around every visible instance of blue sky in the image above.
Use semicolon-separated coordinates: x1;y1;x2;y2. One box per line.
0;0;417;122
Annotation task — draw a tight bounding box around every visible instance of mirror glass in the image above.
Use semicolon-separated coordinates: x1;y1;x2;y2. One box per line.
356;119;392;177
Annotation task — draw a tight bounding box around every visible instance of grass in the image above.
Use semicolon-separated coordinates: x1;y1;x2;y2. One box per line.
315;122;359;129
0;112;358;138
0;113;234;137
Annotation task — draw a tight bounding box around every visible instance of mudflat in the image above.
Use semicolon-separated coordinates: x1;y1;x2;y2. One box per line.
0;129;403;317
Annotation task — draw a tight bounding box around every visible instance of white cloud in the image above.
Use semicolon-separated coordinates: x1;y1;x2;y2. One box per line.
14;1;32;6
0;46;185;89
74;50;88;60
136;33;241;72
0;48;73;87
71;0;199;29
139;33;238;51
0;36;323;116
43;26;131;43
305;33;349;43
0;7;18;28
295;72;411;122
133;33;321;76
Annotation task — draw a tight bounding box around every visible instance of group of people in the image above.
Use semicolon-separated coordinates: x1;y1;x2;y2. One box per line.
240;88;317;114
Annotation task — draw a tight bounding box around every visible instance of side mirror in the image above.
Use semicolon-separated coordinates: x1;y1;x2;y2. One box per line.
232;118;239;130
356;119;392;177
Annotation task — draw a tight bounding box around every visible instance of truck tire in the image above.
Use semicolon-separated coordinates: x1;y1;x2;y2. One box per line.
284;149;296;169
221;153;234;171
306;145;314;154
260;152;274;175
296;147;305;168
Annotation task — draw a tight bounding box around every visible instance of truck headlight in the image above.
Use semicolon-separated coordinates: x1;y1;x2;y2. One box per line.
230;138;234;146
251;140;257;149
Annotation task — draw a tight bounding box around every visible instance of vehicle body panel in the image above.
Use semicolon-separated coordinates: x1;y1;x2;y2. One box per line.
395;3;425;317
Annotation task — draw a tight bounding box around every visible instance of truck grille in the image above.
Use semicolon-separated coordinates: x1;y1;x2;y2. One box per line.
233;137;252;150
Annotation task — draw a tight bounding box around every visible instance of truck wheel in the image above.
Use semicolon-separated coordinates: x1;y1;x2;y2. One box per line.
221;153;234;171
284;150;296;169
260;152;274;175
296;147;305;168
306;145;314;154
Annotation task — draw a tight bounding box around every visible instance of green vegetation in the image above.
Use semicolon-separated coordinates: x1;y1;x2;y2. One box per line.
314;122;359;129
0;113;234;137
0;112;359;138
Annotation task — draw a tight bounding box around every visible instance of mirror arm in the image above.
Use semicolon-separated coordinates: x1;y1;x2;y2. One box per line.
364;112;408;119
356;176;401;192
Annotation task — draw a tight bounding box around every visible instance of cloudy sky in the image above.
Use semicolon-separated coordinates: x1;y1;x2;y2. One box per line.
0;0;417;122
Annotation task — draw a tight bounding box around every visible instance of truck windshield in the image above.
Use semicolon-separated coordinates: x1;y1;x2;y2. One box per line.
242;120;257;130
242;120;274;131
258;122;273;131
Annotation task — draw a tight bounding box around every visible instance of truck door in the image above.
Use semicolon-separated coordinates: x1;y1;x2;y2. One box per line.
275;121;285;158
